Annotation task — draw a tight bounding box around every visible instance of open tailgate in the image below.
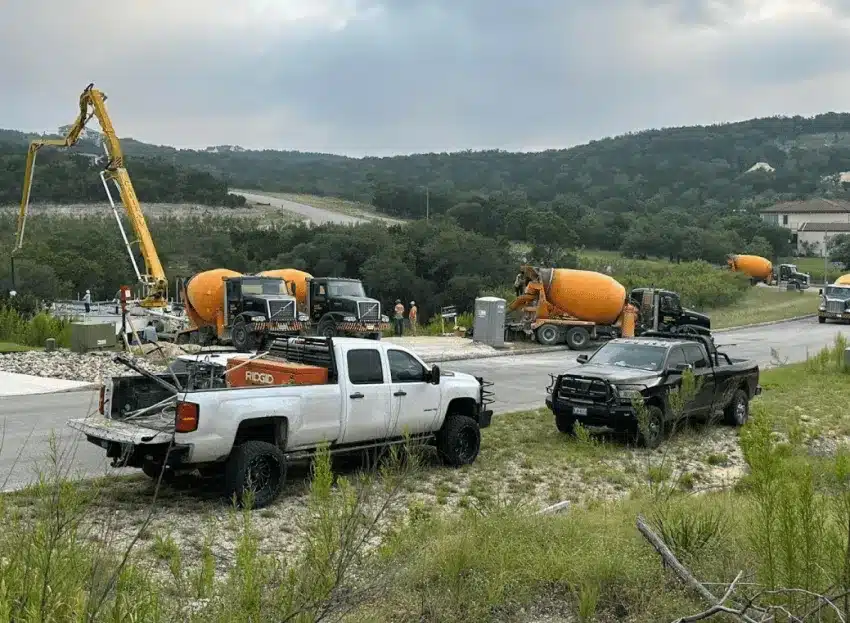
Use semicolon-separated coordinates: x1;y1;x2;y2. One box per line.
68;417;174;445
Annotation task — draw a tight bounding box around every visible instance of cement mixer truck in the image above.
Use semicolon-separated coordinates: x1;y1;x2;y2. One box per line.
726;254;810;290
258;269;390;339
175;269;306;351
508;265;711;349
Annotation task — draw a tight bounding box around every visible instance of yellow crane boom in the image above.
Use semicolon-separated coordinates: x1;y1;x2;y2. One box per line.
14;83;168;309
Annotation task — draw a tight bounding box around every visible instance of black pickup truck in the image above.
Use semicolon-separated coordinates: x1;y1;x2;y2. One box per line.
544;332;761;448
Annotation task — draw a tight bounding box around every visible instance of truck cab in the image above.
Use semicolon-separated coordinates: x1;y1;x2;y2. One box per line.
818;284;850;323
774;264;810;290
306;277;389;339
223;276;305;351
628;288;711;336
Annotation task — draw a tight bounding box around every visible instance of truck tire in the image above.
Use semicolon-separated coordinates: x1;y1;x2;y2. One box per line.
367;332;382;341
317;319;337;338
565;327;590;350
723;389;750;427
819;316;826;324
142;461;175;484
224;440;287;509
637;405;665;449
436;415;481;467
231;318;255;352
536;324;560;346
555;413;576;435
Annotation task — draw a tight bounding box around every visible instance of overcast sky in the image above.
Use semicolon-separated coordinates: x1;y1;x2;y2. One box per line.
2;0;849;156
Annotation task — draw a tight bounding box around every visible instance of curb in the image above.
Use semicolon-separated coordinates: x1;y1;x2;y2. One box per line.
0;382;101;398
713;314;818;333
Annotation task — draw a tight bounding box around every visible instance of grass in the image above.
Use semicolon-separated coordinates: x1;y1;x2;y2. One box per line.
3;336;850;621
707;286;818;328
0;341;39;353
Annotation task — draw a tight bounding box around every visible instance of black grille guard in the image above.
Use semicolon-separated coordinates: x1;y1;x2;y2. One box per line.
553;373;617;403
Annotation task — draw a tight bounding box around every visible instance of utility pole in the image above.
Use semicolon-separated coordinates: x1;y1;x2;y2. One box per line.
426;186;430;221
824;233;830;286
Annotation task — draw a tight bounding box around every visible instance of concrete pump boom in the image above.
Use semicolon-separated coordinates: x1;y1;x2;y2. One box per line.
14;83;168;308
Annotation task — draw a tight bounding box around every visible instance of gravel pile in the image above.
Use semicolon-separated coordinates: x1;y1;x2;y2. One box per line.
0;349;168;384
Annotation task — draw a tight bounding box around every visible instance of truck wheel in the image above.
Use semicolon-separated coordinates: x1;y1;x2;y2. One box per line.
142;461;175;484
317;320;337;338
231;319;255;352
367;332;382;341
565;327;590;350
536;324;560;346
555;413;576;435
723;389;750;427
637;405;665;449
819;316;827;324
437;415;481;467
224;440;287;509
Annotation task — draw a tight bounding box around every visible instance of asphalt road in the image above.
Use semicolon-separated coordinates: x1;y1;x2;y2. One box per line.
232;190;406;226
0;317;844;490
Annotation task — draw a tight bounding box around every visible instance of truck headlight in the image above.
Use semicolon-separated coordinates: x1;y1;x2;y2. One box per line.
343;315;356;322
381;315;389;323
253;315;267;322
616;385;645;400
297;313;309;322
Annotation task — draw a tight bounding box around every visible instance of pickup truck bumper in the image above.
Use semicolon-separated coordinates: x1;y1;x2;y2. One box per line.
546;394;637;431
68;417;188;468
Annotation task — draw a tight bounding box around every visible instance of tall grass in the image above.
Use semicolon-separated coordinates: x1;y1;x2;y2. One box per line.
0;306;72;348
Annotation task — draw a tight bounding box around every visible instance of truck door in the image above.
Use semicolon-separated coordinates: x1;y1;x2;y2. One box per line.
310;282;328;322
340;347;393;444
387;349;441;436
224;279;242;327
681;343;715;418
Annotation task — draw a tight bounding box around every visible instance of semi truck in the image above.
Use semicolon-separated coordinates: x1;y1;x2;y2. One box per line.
258;269;389;339
818;283;850;323
507;265;710;349
727;254;810;289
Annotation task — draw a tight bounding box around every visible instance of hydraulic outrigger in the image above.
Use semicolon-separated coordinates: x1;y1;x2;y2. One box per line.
13;83;168;309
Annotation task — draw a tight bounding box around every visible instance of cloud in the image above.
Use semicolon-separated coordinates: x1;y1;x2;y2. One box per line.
1;0;849;155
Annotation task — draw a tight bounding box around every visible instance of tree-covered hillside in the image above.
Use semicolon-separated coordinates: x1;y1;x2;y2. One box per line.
0;138;244;207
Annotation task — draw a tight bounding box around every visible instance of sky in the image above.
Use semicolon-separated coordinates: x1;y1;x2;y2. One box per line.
2;0;850;156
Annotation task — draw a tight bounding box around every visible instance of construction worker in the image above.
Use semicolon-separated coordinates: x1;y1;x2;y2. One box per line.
514;272;525;296
83;289;92;314
393;299;405;336
409;301;418;334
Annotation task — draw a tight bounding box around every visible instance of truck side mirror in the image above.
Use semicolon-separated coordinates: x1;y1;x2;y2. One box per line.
429;364;441;385
576;354;588;364
291;284;296;298
670;362;692;374
819;288;823;295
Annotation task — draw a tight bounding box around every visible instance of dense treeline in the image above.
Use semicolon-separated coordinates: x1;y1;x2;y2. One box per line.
0;212;751;321
0;141;244;207
11;113;848;260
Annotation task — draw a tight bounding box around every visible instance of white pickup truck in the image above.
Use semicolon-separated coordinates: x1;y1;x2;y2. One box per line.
68;337;494;508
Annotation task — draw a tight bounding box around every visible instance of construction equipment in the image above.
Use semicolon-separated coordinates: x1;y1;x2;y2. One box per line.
818;284;850;323
726;254;810;289
507;265;710;349
836;274;850;286
14;83;168;308
771;263;810;290
176;268;304;351
258;269;389;338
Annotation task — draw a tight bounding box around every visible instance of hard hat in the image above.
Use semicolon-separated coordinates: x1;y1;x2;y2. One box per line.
395;299;401;303
410;301;415;305
86;289;90;293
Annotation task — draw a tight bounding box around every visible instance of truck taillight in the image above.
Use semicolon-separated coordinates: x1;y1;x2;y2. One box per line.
98;386;105;415
175;401;199;433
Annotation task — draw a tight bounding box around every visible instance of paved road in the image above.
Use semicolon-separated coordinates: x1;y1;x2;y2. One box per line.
0;318;845;490
233;190;405;226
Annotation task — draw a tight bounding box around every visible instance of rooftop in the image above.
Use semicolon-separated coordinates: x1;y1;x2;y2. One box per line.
760;198;850;214
798;222;850;232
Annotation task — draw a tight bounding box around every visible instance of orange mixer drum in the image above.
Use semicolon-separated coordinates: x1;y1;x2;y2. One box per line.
257;268;313;306
727;254;772;280
184;268;242;325
536;267;627;325
835;274;850;285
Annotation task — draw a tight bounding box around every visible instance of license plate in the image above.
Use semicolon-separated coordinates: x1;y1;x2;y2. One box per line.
572;406;587;416
366;324;375;330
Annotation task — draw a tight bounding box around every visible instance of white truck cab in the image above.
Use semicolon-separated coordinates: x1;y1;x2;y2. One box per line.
819;284;850;324
69;337;494;508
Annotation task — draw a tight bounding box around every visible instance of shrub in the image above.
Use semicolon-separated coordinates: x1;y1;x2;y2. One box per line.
0;306;71;347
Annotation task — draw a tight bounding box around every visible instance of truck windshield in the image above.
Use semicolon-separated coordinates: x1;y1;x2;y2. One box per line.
327;281;366;297
241;279;288;296
826;286;850;300
587;343;668;371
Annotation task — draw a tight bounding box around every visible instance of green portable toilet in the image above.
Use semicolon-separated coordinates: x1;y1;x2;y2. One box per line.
70;322;117;354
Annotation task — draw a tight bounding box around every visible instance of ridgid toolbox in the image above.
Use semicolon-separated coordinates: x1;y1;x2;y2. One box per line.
225;356;329;387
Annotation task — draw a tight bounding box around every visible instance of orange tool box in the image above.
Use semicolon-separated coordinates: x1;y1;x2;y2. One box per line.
226;356;329;387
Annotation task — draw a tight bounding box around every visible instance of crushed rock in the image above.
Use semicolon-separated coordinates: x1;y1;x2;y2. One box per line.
0;349;168;384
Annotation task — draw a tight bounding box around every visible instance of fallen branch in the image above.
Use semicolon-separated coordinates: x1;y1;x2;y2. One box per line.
672;571;744;622
636;514;761;623
536;500;570;515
